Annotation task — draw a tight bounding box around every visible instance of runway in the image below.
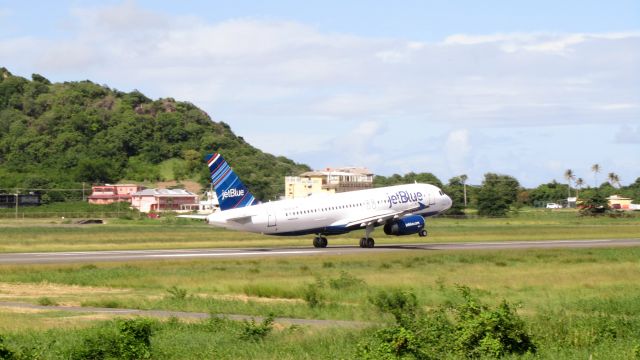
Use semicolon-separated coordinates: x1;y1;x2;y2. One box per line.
1;238;639;264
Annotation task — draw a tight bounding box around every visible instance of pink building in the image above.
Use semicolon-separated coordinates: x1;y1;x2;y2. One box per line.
131;189;199;213
88;184;145;205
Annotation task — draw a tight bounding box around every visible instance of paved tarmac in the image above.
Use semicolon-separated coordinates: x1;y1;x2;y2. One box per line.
0;238;639;264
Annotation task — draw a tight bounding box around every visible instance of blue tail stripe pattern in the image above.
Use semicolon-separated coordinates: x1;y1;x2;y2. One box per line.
206;153;256;211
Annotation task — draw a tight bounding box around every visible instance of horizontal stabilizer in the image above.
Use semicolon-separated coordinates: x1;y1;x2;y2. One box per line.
177;215;209;220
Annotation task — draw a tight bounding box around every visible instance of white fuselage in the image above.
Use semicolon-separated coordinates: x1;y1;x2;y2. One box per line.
206;183;452;236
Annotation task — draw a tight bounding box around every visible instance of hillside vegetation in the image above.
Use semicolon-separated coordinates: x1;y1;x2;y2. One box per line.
0;68;309;200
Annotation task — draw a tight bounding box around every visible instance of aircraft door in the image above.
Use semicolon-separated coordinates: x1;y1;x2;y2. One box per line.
267;212;277;227
366;199;377;210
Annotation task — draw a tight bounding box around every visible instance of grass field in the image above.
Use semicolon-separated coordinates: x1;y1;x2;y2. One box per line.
1;247;639;358
1;210;639;358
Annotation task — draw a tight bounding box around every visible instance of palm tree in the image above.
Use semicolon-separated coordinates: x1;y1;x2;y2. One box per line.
564;169;575;198
591;164;601;188
460;174;468;207
608;172;621;188
575;178;584;199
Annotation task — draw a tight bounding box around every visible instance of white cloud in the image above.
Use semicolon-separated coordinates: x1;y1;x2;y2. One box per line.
615;125;640;144
330;121;386;166
1;1;638;185
2;3;633;129
598;103;639;111
445;129;472;175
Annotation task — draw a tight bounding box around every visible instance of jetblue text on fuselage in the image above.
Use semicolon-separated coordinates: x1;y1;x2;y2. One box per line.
387;190;424;208
222;189;245;199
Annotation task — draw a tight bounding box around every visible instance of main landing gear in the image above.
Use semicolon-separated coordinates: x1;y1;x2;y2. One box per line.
359;223;375;248
313;235;328;248
359;237;375;248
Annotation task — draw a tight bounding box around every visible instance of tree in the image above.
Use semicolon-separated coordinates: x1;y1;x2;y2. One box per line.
575;177;584;199
459;174;468;207
374;172;443;188
75;158;118;183
579;190;609;216
608;172;621;189
564;169;575;198
591;164;601;188
476;173;520;217
445;177;466;215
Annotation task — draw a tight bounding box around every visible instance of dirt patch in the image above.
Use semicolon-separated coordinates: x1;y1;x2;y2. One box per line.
0;306;46;314
0;282;130;299
202;293;304;304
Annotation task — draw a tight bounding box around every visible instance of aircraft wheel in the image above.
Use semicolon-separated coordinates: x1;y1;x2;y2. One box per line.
366;237;375;248
314;236;328;248
419;229;428;237
320;237;328;248
359;238;367;248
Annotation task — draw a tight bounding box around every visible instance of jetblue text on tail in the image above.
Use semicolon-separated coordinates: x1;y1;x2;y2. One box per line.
206;153;256;210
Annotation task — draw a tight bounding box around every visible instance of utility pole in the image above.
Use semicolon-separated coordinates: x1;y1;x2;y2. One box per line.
460;174;468;207
14;190;19;220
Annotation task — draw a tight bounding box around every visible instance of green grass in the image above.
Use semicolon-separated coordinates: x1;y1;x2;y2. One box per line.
0;315;362;359
1;247;640;358
2;247;640;320
0;209;638;253
0;200;140;219
1;211;640;358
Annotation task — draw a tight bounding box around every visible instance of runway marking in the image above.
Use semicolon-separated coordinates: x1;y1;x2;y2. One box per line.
148;250;322;258
1;239;639;264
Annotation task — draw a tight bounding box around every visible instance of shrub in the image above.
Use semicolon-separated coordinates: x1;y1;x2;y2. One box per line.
0;335;15;359
70;318;154;360
166;286;188;300
329;271;365;290
115;318;154;359
370;289;418;327
239;315;274;341
37;296;58;306
302;279;325;308
454;288;536;357
204;314;234;333
359;287;537;359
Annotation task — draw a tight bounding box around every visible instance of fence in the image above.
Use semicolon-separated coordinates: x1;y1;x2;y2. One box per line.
0;211;145;220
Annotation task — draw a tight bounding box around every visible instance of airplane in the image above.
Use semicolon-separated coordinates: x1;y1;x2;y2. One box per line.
181;152;452;248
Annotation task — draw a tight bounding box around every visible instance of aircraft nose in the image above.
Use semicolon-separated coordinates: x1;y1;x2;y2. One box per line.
444;194;452;210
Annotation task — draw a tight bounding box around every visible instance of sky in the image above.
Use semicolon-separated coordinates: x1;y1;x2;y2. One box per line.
1;0;639;187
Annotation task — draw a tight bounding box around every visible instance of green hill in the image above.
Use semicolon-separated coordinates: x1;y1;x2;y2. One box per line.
0;67;310;201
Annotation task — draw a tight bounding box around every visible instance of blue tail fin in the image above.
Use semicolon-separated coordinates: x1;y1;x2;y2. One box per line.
206;152;256;211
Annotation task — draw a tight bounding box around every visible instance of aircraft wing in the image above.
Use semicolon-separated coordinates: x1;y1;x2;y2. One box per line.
339;202;429;228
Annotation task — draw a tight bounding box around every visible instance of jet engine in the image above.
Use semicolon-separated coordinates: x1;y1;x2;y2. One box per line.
383;215;425;236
